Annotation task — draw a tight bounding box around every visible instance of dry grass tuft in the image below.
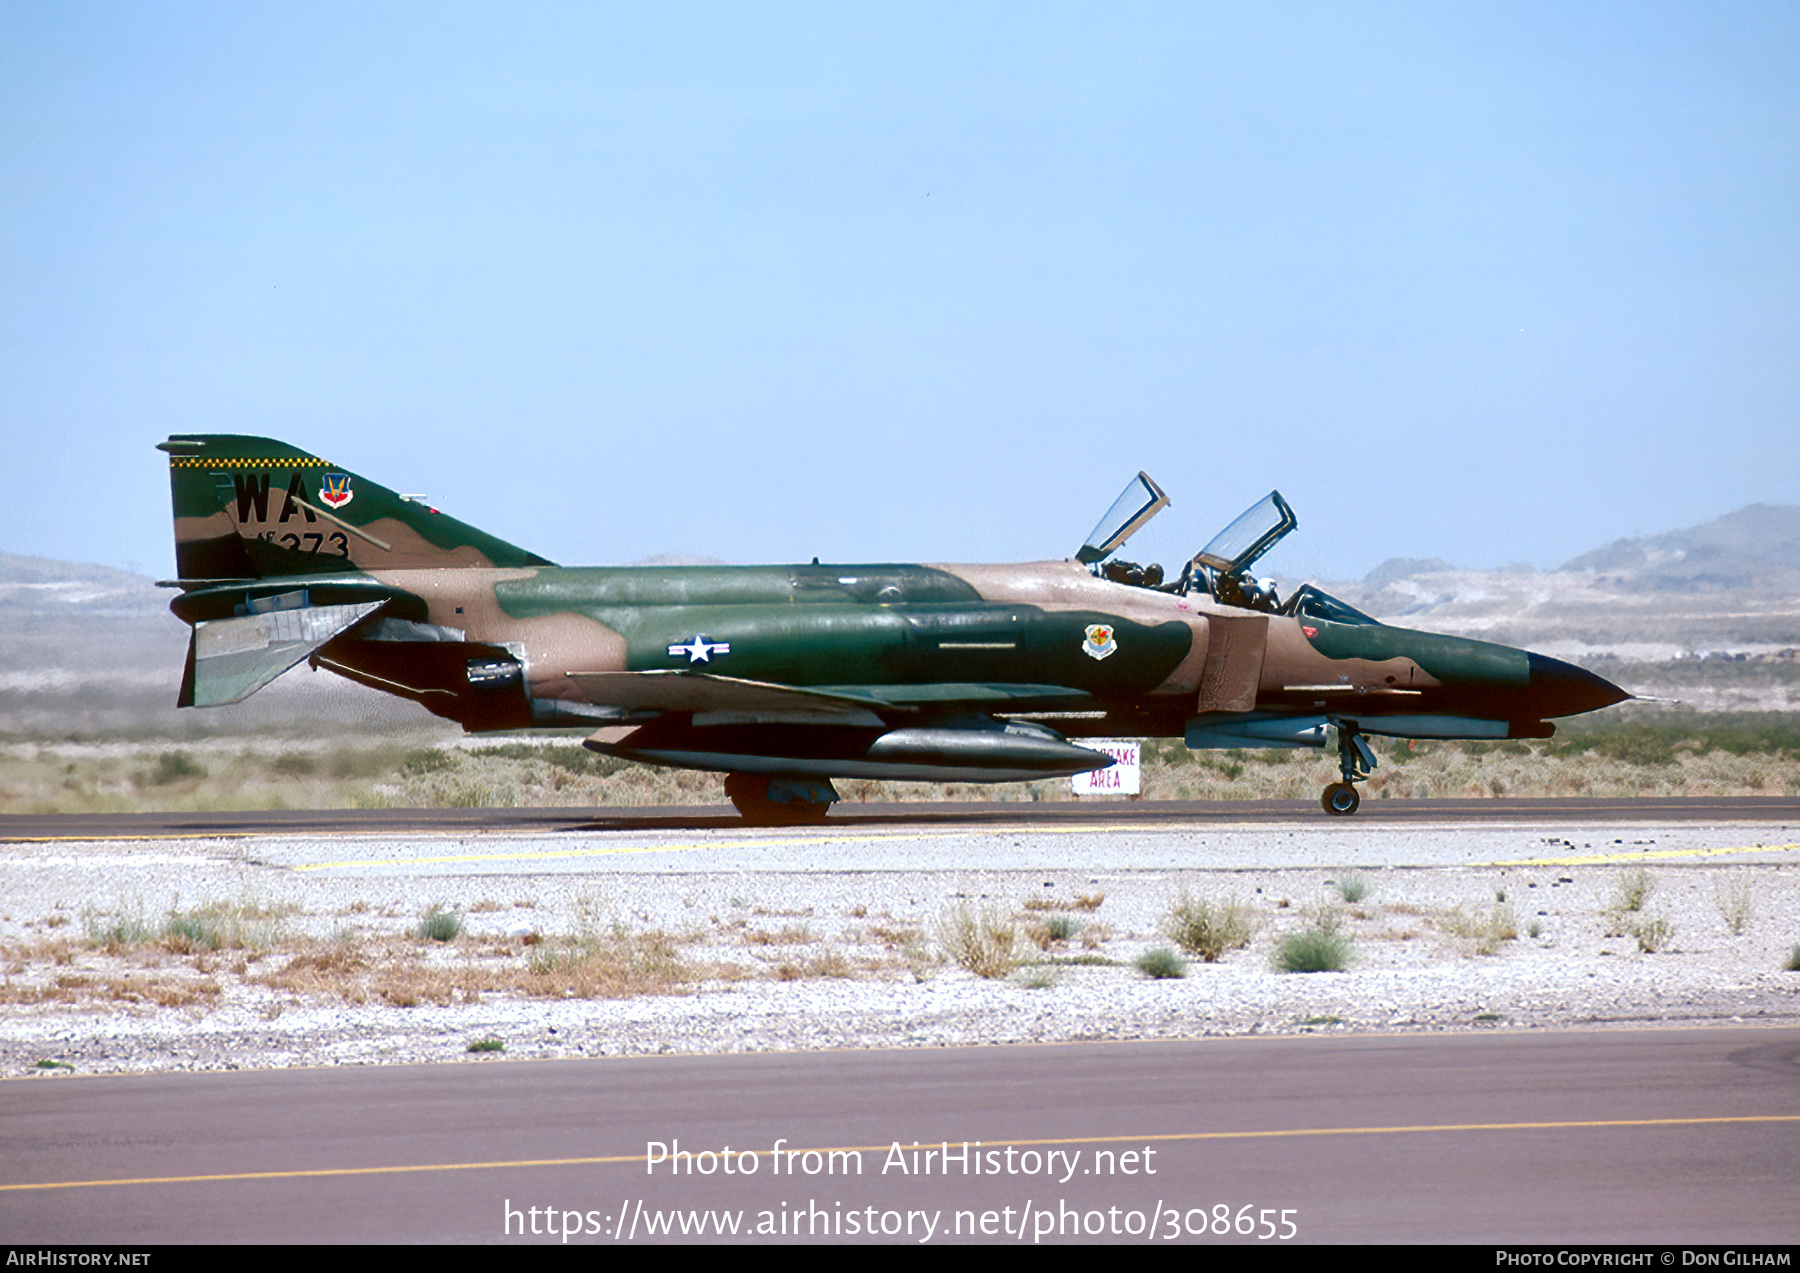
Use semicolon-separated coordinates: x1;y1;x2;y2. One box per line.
1025;913;1082;950
85;900;289;956
1164;893;1253;962
1713;874;1754;935
0;970;222;1007
773;950;855;981
1602;869;1675;950
1133;947;1187;979
1612;868;1656;914
1439;903;1519;956
1631;916;1675;953
524;925;691;998
1022;892;1105;914
936;902;1019;979
415;906;463;942
1270;923;1352;974
869;924;921;949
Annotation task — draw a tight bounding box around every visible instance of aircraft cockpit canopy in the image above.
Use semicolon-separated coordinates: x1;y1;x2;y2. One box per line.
1281;583;1379;627
1082;480;1334;618
1076;471;1170;566
1194;491;1296;576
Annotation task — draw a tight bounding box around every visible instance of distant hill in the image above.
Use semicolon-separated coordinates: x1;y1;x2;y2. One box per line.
1312;504;1800;663
1560;504;1800;589
1360;557;1459;589
0;554;437;739
0;552;168;616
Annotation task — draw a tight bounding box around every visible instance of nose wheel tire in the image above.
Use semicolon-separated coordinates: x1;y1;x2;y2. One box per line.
1321;782;1361;816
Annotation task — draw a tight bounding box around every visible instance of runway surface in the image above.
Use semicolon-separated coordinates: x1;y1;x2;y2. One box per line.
6;800;1798;1246
4;1026;1796;1244
5;795;1800;842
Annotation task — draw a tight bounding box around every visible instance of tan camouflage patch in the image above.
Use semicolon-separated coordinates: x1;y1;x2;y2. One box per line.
367;568;628;699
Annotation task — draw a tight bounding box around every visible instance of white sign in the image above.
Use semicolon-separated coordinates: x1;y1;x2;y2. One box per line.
1070;739;1141;796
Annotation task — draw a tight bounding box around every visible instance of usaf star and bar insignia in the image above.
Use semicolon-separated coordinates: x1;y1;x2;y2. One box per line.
669;635;731;663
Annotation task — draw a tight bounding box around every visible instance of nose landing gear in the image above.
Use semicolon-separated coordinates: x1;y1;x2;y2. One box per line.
1320;722;1376;816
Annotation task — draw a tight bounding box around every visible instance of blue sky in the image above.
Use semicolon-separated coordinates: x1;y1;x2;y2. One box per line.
3;2;1796;580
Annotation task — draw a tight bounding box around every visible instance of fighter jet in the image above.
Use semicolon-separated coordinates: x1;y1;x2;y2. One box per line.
157;435;1630;820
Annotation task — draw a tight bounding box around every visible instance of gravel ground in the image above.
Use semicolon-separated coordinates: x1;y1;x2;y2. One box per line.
4;826;1799;1076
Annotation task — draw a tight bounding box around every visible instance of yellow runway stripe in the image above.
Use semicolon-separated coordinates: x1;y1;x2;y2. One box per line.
291;824;1149;871
9;1114;1798;1193
1486;842;1800;867
298;831;1800;871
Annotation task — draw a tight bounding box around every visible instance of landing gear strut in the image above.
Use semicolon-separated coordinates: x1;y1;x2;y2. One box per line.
1320;722;1376;816
725;773;838;825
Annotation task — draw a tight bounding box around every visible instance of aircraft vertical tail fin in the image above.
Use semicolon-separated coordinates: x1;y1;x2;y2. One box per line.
157;435;555;580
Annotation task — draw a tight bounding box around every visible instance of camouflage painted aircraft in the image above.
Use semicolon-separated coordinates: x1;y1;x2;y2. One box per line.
158;435;1630;820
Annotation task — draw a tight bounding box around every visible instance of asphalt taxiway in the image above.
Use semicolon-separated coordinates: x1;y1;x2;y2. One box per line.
4;795;1799;844
4;1027;1796;1244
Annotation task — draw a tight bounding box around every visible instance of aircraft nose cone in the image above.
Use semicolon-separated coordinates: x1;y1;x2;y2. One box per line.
1525;652;1632;719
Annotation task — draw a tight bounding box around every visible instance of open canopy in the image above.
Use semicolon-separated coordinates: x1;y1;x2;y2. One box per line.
1076;471;1170;565
1194;490;1296;575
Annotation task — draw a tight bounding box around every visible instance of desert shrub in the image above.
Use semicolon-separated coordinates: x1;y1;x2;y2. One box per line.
1548;711;1800;762
402;748;457;775
1027;912;1081;949
525;923;688;996
1133;947;1187;979
416;906;463;942
1271;923;1352;973
85;905;154;952
471;742;628;777
1165;894;1252;962
328;746;408;780
137;751;208;786
87;901;282;954
1041;912;1079;940
161;910;223;953
1331;874;1370;904
1713;874;1754;935
1633;916;1675;953
935;903;1018;979
1439;903;1518;956
1613;868;1656;914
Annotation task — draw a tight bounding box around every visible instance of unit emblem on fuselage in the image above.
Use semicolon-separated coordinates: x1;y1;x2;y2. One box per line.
1082;624;1118;661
